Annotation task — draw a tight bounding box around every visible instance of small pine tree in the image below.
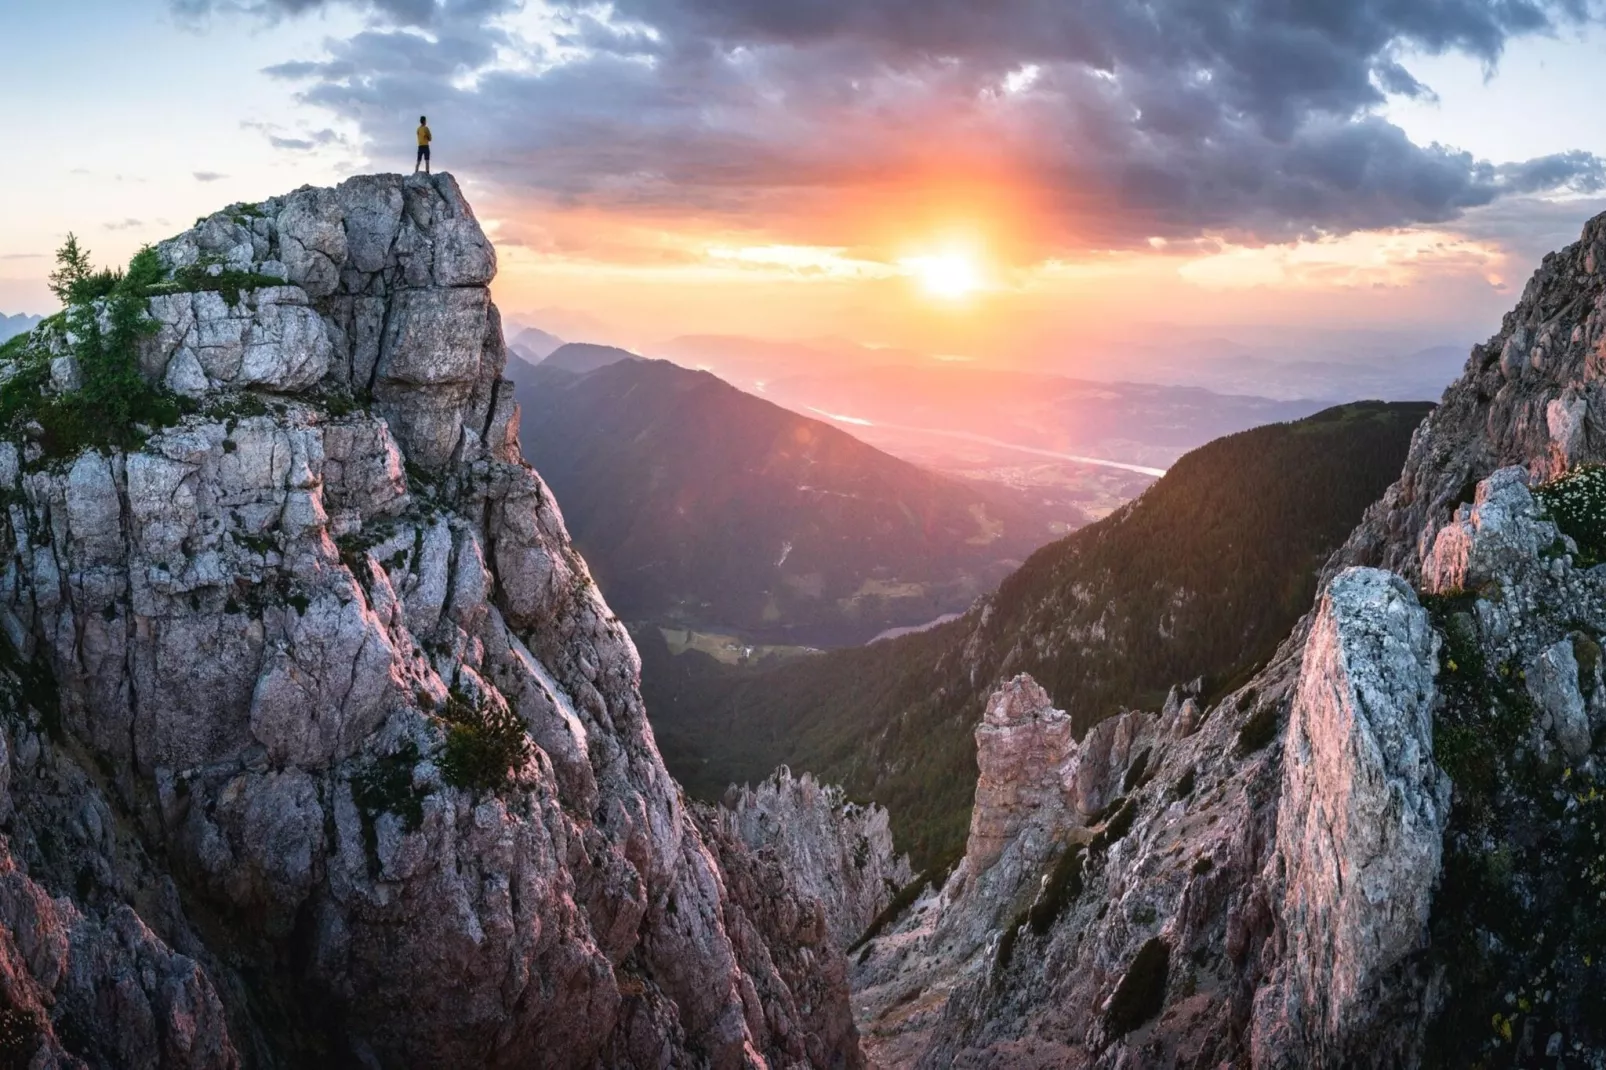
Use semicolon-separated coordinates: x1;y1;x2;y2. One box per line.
47;233;93;306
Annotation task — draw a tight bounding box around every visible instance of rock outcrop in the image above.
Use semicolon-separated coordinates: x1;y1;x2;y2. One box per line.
1252;569;1449;1064
965;676;1076;874
0;174;861;1067
852;675;1167;1067
714;768;910;950
850;208;1606;1066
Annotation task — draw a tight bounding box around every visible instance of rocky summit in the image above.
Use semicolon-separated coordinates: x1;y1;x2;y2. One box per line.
0;173;891;1068
848;209;1606;1066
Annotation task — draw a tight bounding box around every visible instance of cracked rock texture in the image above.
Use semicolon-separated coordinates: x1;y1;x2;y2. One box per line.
847;210;1606;1066
0;173;861;1068
1252;568;1449;1065
714;768;911;950
965;675;1077;874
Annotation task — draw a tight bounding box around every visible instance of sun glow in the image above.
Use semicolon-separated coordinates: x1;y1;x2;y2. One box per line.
905;252;983;300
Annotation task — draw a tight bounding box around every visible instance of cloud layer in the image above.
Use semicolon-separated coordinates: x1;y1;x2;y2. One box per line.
195;0;1606;258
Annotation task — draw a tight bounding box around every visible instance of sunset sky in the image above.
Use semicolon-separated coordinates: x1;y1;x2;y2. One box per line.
9;0;1606;370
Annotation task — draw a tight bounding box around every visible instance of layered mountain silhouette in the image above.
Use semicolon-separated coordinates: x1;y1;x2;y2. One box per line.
507;355;1076;645
507;325;564;363
535;341;643;375
0;313;41;344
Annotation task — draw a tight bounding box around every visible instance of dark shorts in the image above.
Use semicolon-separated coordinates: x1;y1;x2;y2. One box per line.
417;144;431;162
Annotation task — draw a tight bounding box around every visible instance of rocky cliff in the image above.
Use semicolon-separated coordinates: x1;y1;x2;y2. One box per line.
711;769;911;950
850;210;1606;1066
0;174;861;1068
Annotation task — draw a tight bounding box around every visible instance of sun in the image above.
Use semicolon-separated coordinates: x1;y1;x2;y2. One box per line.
907;252;982;300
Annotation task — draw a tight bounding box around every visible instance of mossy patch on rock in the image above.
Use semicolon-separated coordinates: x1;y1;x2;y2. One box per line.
1235;698;1280;756
351;741;429;876
1029;844;1086;936
1421;587;1606;1062
1122;748;1152;793
1089;797;1138;853
1172;766;1197;801
849;870;930;953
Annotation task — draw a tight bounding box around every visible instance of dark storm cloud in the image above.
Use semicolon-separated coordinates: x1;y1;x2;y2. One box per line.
573;0;1588;133
216;0;1606;252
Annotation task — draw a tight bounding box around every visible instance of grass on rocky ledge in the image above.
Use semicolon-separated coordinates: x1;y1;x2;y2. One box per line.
849;870;932;955
147;260;288;307
1104;937;1170;1038
351;740;429;876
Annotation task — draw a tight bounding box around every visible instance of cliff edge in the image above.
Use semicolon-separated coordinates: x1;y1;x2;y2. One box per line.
0;173;861;1068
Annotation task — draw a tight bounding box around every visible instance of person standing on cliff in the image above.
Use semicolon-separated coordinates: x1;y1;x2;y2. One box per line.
415;116;432;174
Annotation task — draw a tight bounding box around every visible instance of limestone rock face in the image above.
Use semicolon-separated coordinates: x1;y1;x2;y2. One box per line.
1528;637;1592;760
692;803;867;1070
852;673;1173;1067
1252;569;1448;1063
967;675;1076;873
1420;466;1560;595
715;768;911;949
0;175;861;1068
1328;208;1606;582
0;668;240;1068
149;174;504;468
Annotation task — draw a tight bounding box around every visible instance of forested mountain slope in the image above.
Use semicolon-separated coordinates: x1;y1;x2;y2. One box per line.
643;401;1432;867
509;356;1075;645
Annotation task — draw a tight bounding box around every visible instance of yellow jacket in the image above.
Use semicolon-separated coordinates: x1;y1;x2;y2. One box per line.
417;125;432;147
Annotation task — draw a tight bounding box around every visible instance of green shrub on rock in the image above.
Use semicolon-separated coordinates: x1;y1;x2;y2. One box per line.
2;237;189;459
438;687;533;793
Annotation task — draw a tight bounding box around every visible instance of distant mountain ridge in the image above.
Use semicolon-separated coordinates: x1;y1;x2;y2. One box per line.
507;325;564;363
757;363;1326;470
0;313;42;344
653;334;929;387
506;355;1076;646
538;342;642;375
